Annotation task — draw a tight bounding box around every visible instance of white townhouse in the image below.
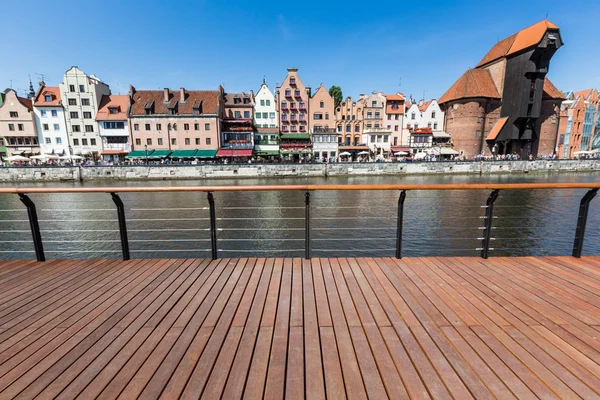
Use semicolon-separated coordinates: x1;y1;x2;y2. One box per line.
59;66;111;159
253;80;278;128
32;85;70;156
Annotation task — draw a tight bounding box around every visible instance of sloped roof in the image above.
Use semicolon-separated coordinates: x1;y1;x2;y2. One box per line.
130;89;219;116
542;78;565;100
487;117;509;141
17;97;32;111
384;93;405;101
477;20;559;67
224;92;253;107
438;69;501;104
418;100;432;112
33;86;62;107
96;95;130;121
573;88;594;101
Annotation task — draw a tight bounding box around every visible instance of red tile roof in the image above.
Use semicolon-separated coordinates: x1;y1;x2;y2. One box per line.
17;97;33;111
384;93;405;101
487;117;509;141
542;78;565;100
130;88;219;116
96;95;130;121
418;100;432;112
438;69;501;104
477;20;559;67
33;86;62;107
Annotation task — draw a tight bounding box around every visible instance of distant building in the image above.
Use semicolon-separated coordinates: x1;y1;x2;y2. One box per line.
309;84;335;132
0;89;39;157
335;96;364;146
384;93;406;150
312;127;338;162
0;92;5;159
129;86;223;159
59;67;111;159
254;127;279;159
254;80;277;129
362;92;391;156
277;68;310;134
33;85;69;156
219;91;255;159
403;99;446;155
439;20;564;158
559;89;598;158
96;95;132;162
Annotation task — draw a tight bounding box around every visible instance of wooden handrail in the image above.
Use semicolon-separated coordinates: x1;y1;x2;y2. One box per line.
0;182;599;194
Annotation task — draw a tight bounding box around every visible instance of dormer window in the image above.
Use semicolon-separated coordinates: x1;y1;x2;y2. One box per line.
372;101;377;107
44;95;52;102
193;107;200;115
169;108;176;115
243;98;249;104
108;107;118;114
234;97;241;104
290;78;296;85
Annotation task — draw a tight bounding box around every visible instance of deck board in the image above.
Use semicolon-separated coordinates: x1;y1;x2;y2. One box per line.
0;256;599;399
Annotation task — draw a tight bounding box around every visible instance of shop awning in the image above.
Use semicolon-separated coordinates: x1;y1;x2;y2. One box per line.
101;150;128;155
391;147;410;152
148;150;172;158
126;150;154;158
255;150;280;156
170;150;198;158
195;150;218;158
216;149;253;157
432;131;451;139
487;117;509;141
281;133;310;140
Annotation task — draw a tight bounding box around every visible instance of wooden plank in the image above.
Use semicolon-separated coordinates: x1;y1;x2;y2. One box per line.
285;326;305;399
319;327;347;400
302;259;326;400
243;326;274;399
312;259;332;327
263;258;293;400
290;257;303;327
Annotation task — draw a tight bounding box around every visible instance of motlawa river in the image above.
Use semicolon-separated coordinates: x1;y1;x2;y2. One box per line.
1;172;599;260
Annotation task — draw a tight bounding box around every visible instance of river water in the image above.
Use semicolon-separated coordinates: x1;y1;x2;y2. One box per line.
1;172;599;260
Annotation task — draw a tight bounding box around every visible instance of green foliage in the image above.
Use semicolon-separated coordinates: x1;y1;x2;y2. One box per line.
329;85;343;107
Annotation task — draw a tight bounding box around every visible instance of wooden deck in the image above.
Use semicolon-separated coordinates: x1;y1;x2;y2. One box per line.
0;257;599;399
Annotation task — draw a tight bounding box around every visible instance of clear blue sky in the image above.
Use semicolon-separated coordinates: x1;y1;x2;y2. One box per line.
2;0;598;101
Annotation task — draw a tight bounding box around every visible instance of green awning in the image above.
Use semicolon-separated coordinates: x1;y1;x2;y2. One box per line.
255;150;280;156
126;150;155;158
148;150;172;158
195;150;218;158
170;150;198;158
281;133;310;140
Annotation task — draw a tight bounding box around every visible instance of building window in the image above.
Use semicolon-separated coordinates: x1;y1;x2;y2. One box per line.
172;123;177;131
90;138;96;146
383;136;389;143
346;124;350;132
185;138;190;145
40;110;47;117
109;107;117;114
85;125;94;132
320;101;324;108
156;124;162;131
375;112;380;119
372;101;377;107
244;111;250;119
371;135;376;142
263;112;268;119
314;113;323;120
45;137;52;144
79;85;85;93
411;112;415;120
147;138;152;145
266;100;271;106
269;112;275;119
325;113;329;120
256;113;261;119
68;99;77;106
234;111;241;118
134;124;139;131
195;138;200;145
72;125;80;132
51;110;58;117
82;138;88;146
206;138;211;145
69;85;75;92
70;111;79;119
9;111;18;118
194;123;200;130
355;125;359;132
145;124;151;131
475;130;481;137
374;124;379;128
432;111;436;118
184;123;189;130
172;138;176;145
54;124;59;131
83;112;92;119
73;138;79;145
285;90;291;97
43;123;49;131
477;117;482;124
387;115;391;120
428;122;432;128
81;98;90;106
135;138;141;145
394;125;399;131
205;123;210;130
260;99;265;106
44;95;52;102
157;138;163;145
434;122;438;129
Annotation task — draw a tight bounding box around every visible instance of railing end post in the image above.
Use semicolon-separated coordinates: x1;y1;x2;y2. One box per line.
18;193;45;262
572;188;598;258
396;190;406;259
305;191;311;260
207;192;218;260
480;189;499;259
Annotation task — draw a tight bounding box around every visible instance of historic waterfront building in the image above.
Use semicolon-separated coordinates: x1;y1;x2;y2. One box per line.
96;95;131;162
254;80;277;129
309;84;335;132
276;68;310;134
0;89;39;157
219;91;255;159
335;96;364;146
58;67;111;159
362;92;391;157
384;93;406;150
558;89;598;158
439;20;564;158
254;127;280;159
33;85;69;157
129;86;223;158
312;127;338;162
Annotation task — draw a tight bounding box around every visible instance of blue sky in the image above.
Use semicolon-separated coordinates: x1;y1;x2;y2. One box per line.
2;0;598;101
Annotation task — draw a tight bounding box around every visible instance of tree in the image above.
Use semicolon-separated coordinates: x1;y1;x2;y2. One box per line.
329;85;343;107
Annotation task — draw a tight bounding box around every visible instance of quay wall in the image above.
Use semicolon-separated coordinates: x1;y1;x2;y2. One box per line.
1;159;600;182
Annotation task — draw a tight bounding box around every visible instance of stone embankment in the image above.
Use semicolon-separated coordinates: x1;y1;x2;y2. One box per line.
1;159;599;182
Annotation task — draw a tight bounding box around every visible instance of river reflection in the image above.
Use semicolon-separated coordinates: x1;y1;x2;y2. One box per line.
0;172;598;259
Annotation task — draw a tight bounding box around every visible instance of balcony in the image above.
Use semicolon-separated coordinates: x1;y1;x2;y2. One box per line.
299;104;306;111
282;126;289;132
294;91;302;98
364;127;392;134
299;116;306;122
285;91;292;98
281;105;289;111
299;126;307;132
291;126;298;132
290;116;298;123
289;79;296;86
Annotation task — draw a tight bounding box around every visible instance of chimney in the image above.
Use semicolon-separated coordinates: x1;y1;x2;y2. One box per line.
180;87;186;102
163;88;169;102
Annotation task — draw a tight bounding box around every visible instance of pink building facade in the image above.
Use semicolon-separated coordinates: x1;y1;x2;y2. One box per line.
276;68;310;134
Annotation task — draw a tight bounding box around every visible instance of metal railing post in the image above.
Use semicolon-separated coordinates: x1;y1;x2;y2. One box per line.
572;188;598;258
305;191;310;260
207;192;218;260
110;192;130;261
480;189;499;259
18;193;45;262
396;190;406;259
